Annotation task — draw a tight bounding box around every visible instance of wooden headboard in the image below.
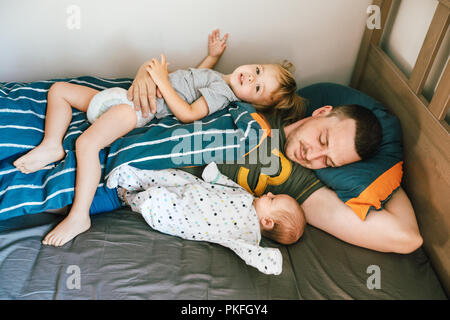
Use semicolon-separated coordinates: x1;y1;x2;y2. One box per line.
351;0;450;294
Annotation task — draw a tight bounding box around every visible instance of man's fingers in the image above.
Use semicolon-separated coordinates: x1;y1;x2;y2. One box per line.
133;81;147;111
139;89;150;116
127;85;134;101
141;104;150;118
146;81;157;114
139;92;149;116
133;85;140;108
149;98;157;114
156;88;163;99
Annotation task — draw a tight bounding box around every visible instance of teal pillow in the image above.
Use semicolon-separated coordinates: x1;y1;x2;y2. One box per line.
297;83;403;220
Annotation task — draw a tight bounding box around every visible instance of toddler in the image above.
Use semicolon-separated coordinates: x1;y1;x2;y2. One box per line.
108;162;306;275
13;29;304;247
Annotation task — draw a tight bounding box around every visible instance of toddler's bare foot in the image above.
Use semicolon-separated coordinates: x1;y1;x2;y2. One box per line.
13;142;65;174
42;210;91;247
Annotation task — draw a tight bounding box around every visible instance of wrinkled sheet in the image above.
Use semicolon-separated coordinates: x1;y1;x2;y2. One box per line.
0;209;446;299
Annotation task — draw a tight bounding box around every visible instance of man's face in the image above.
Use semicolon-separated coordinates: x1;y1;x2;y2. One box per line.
284;106;362;169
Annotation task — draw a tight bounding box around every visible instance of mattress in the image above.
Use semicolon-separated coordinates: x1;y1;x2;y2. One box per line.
0;208;446;299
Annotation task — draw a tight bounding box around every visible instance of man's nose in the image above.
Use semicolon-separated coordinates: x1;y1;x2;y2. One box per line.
306;146;326;161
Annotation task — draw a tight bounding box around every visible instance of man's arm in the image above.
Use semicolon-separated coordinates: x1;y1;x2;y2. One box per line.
301;186;423;254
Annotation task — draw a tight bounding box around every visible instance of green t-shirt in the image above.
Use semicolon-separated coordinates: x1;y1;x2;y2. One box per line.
180;112;324;204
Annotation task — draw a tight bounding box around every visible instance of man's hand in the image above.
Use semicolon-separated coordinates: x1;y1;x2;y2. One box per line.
127;61;163;118
208;29;228;58
145;54;170;88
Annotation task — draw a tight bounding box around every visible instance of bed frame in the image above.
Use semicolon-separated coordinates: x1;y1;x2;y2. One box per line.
351;0;450;295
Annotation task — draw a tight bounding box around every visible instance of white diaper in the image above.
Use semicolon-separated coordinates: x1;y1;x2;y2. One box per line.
86;87;153;128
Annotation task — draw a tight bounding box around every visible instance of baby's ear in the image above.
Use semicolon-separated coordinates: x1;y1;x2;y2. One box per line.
261;217;274;230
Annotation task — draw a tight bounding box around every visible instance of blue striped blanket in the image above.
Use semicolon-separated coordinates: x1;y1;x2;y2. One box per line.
0;76;264;220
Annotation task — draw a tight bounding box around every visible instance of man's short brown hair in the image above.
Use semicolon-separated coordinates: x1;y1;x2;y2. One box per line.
328;104;382;160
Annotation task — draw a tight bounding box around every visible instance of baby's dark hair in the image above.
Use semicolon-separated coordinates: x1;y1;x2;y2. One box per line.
261;200;306;245
255;60;307;123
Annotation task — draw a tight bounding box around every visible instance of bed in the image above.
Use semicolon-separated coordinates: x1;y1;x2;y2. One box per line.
0;0;448;300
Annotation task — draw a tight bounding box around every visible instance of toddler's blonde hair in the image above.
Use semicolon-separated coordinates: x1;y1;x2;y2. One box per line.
261;200;306;245
255;60;307;123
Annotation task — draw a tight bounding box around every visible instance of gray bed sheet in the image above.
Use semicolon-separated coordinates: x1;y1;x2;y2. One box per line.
0;208;446;300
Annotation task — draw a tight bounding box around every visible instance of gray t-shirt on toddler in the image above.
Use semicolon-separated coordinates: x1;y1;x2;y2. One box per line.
154;68;240;119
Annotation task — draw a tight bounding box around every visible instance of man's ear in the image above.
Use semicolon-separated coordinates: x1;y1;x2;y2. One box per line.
311;105;333;117
260;217;275;231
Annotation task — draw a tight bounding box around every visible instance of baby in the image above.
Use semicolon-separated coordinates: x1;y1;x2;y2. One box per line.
107;162;306;275
13;29;304;247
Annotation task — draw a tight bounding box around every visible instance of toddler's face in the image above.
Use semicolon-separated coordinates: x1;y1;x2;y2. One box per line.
229;64;280;106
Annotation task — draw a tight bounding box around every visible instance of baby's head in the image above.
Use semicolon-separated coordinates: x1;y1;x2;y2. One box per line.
228;61;306;122
253;192;306;245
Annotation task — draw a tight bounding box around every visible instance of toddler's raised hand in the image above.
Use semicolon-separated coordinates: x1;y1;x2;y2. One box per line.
145;54;170;86
208;29;228;58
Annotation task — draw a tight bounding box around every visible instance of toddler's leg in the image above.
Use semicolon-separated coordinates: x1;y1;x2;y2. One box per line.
14;82;99;173
42;104;137;247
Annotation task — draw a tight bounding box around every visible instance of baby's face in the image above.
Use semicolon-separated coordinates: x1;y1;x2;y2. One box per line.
253;192;297;220
229;64;280;106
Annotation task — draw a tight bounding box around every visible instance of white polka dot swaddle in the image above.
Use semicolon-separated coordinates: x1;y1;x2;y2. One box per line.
107;162;283;275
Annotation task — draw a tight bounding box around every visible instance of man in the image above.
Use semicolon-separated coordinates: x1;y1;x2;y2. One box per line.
127;60;423;255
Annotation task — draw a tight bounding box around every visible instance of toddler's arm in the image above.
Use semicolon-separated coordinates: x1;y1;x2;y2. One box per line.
146;54;210;123
127;29;227;118
197;29;228;69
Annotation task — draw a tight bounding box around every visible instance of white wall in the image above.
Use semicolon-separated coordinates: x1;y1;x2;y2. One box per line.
0;0;371;88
